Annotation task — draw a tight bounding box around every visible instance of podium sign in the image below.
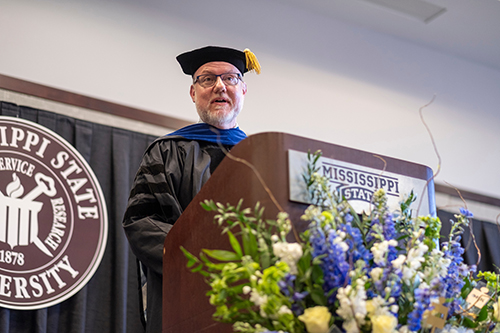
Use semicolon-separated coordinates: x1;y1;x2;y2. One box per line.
289;149;434;216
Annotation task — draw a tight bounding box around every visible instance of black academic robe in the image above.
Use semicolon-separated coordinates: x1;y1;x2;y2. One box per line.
122;137;232;333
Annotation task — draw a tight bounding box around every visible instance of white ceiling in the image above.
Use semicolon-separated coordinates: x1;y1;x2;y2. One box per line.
280;0;500;71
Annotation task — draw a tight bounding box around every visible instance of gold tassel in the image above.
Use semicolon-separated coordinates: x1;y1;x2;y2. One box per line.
244;48;261;74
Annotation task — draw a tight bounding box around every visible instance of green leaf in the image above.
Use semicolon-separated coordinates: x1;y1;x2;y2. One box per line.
200;200;214;211
202;249;240;262
477;303;489;322
310;288;327;306
199;251;211;264
242;232;251;258
227;231;243;258
310;264;324;286
297;251;312;275
397;234;411;241
180;246;199;268
191;263;204;273
260;250;270;269
235;199;243;212
462;317;479;328
461;276;473;299
205;262;229;271
246;226;258;258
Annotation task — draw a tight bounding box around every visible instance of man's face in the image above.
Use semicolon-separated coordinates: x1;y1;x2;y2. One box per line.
190;61;247;129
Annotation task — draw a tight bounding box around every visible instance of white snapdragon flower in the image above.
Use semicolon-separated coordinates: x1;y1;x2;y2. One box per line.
366;295;394;318
419;281;430;290
402;267;414;283
249;289;269;318
352;282;368;318
269;305;293;320
332;236;350;252
342;319;360;333
337;279;368;332
301;205;323;221
406;242;428;269
278;305;292;315
272;242;303;275
277;212;292;235
391;255;406;270
401;242;428;283
371;240;398;266
249;289;267;306
370;267;384;282
424;249;450;279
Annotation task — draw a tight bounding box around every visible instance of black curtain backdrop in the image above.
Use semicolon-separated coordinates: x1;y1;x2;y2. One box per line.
0;102;158;333
439;209;500;273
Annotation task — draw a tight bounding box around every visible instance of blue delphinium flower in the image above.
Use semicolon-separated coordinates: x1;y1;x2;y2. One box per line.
459;207;474;218
366;215;398;263
309;223;350;305
368;265;403;302
440;236;474;315
310;222;327;258
382;211;396;238
407;285;431;331
338;221;372;265
365;217;381;244
278;273;308;315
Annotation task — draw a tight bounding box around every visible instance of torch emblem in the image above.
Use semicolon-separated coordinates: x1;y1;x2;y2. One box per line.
0;172;56;257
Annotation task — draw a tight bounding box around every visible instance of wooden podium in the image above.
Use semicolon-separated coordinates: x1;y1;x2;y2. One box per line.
162;132;434;333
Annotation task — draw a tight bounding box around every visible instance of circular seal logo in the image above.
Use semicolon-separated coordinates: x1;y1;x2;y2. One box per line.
0;116;107;310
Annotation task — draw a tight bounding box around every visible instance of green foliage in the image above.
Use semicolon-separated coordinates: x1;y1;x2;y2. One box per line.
182;199;305;332
420;216;441;251
181;149;497;333
303;150;333;208
395;191;416;233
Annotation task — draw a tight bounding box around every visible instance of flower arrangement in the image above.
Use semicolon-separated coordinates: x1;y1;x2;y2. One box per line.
181;151;499;333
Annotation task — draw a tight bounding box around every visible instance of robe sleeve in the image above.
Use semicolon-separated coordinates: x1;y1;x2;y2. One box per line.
122;140;184;275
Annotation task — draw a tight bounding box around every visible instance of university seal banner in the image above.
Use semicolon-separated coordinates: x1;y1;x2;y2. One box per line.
0;116;108;310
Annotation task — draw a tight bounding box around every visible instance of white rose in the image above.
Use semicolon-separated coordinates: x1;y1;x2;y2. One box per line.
371;314;398;333
493;299;500;321
299;306;332;333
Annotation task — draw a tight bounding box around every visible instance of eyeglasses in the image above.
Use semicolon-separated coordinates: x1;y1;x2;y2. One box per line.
194;73;242;88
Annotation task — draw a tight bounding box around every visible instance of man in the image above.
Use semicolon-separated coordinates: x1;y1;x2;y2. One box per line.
122;46;260;332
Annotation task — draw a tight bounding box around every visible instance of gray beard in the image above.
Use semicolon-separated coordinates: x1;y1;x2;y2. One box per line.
197;109;239;129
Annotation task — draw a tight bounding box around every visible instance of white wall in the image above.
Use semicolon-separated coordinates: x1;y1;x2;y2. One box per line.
1;0;499;199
